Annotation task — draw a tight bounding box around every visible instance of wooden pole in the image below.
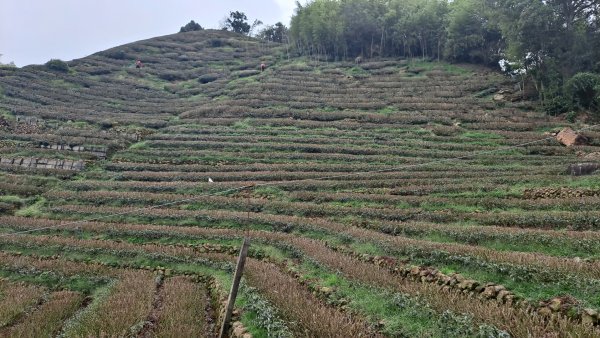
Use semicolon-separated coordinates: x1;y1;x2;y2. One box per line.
218;237;250;338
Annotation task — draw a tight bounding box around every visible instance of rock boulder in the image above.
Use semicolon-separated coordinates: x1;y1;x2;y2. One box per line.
556;127;588;146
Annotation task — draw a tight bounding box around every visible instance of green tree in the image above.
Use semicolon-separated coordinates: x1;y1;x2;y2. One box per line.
258;22;289;43
565;72;600;111
224;11;251;35
444;0;501;64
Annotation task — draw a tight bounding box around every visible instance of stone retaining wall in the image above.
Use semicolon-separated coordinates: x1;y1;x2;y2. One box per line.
330;247;600;326
39;143;107;158
568;163;599;176
0;157;85;171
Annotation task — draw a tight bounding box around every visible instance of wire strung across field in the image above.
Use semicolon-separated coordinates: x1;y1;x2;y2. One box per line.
1;124;598;238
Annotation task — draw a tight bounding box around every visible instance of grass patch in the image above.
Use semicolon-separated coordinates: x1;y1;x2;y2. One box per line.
461;131;504;139
0;195;25;204
0;107;14;120
128;141;148;150
233;118;253;130
377;106;396;115
293;259;499;337
0;267;107;294
15;197;46;217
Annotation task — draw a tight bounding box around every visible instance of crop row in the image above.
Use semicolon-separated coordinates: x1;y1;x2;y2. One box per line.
98;168;564;184
0;280;46;328
101;158;564;175
116;141;551;158
0;239;374;337
61;174;572;197
135;140;571;159
45;189;600;231
139;135;519;151
0;250;217;337
112;149;570;168
2;230;597;337
35;205;600;283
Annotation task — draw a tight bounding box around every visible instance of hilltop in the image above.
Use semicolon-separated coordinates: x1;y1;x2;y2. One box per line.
0;30;599;337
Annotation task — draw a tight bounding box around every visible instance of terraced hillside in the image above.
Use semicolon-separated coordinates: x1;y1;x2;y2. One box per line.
1;29;600;337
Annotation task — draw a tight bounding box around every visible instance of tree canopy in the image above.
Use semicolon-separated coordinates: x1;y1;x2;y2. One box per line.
289;0;600;115
258;22;289;43
223;11;251;35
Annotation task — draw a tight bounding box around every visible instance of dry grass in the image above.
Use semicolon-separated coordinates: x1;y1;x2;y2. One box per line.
155;276;211;338
0;280;45;328
245;259;381;338
1;290;83;337
64;270;155;337
0;251;119;277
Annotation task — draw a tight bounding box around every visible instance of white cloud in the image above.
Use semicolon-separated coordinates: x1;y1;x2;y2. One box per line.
273;0;297;25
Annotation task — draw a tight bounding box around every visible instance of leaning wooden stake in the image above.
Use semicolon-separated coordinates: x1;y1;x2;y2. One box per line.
219;237;250;338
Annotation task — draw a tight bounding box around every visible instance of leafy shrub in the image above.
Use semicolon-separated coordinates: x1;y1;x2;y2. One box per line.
234;70;260;78
158;72;186;81
99;120;115;129
565;72;600;111
565;110;578;122
198;73;219;84
179;20;203;33
45;59;69;72
544;95;570;116
209;39;223;48
102;49;129;60
240;284;293;337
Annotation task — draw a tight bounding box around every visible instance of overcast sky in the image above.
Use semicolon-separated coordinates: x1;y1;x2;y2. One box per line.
1;0;299;67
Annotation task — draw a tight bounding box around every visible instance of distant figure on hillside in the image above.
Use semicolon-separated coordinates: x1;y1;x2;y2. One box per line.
355;56;362;64
260;63;266;72
135;60;144;69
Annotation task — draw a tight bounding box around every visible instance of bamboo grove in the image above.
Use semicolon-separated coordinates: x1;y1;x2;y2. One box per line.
289;0;600;115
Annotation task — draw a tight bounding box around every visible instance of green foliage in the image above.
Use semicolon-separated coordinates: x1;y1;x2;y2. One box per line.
436;311;510;338
544;95;571;116
291;0;447;60
179;20;203;33
224;11;251;35
565;110;578;122
129;141;148;150
15;197;46;217
258;22;289;43
102;49;129;60
198;73;219;84
239;284;293;337
45;59;69;72
289;0;600;108
232;118;252;129
444;0;501;64
565;72;600;111
0;195;25;205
